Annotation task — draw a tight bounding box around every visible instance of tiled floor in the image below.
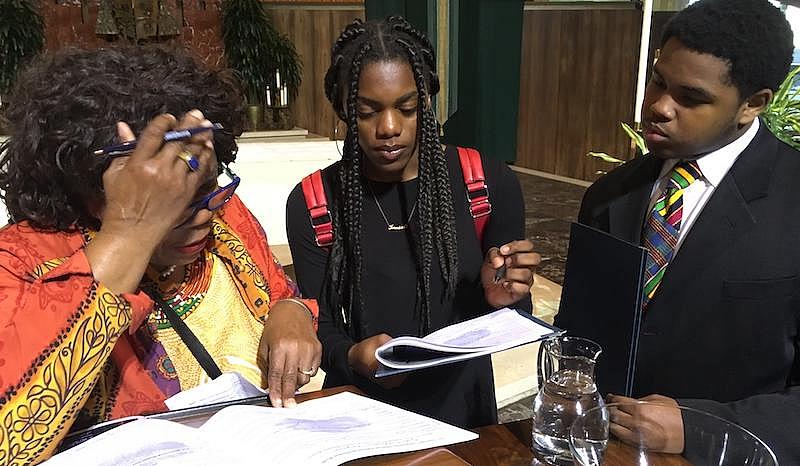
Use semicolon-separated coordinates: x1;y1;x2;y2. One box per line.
498;395;538;424
516;172;586;284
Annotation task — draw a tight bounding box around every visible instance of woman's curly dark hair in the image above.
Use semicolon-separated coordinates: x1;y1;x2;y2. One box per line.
662;0;793;99
0;45;245;231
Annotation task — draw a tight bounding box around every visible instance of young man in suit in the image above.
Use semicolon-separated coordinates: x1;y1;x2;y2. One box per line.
561;0;800;461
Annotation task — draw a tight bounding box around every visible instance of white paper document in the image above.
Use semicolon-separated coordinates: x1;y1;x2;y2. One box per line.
55;372;267;453
375;307;562;376
164;372;267;411
45;391;478;466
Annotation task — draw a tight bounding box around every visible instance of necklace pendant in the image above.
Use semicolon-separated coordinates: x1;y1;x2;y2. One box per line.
387;224;407;231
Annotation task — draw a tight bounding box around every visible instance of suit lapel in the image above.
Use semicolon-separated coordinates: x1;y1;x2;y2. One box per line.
652;125;776;302
608;156;663;243
656;175;755;295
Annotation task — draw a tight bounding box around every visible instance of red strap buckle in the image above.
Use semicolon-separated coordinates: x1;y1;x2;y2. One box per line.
457;146;492;241
467;186;492;218
312;225;334;247
302;171;334;247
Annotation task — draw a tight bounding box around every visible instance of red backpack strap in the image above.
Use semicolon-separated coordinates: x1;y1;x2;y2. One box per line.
301;170;334;247
457;146;491;243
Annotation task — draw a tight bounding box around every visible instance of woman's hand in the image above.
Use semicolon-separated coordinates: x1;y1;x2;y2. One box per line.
101;111;214;243
607;394;685;454
481;240;541;308
85;110;215;293
347;334;407;389
258;300;322;408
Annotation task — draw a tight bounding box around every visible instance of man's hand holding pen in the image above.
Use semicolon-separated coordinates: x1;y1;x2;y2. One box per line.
481;240;541;308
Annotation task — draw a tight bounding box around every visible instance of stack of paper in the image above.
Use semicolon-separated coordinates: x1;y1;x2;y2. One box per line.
375;307;562;377
46;391;478;466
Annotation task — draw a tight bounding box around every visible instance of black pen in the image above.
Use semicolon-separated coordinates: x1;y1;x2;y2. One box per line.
93;123;223;157
494;263;508;284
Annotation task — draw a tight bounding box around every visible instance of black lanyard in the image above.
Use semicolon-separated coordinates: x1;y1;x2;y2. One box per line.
144;287;223;380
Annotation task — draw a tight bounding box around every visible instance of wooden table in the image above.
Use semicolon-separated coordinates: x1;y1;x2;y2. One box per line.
166;386;689;466
350;415;689;466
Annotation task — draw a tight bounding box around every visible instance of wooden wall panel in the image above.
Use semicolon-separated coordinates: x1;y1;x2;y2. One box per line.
268;6;365;138
41;2;225;67
264;0;361;3
516;7;642;181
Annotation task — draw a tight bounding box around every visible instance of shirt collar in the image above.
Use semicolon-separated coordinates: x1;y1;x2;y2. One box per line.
658;117;760;187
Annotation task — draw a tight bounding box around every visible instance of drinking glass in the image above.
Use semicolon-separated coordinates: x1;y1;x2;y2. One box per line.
569;401;778;466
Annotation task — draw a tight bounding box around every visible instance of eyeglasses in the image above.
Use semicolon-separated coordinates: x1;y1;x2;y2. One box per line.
176;164;240;226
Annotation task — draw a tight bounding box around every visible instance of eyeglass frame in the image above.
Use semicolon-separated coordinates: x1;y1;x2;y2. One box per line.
177;164;240;226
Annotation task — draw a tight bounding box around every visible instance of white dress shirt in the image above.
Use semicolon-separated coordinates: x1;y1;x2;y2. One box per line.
646;118;760;253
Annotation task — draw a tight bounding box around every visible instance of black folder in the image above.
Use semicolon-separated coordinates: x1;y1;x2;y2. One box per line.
555;222;647;396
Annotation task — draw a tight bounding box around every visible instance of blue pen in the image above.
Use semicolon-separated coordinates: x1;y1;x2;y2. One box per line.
93;123;223;157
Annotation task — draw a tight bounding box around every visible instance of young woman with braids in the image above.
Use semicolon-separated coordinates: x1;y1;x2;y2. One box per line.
287;16;539;427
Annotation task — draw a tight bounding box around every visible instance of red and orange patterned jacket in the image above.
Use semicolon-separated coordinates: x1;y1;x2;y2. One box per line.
0;195;317;465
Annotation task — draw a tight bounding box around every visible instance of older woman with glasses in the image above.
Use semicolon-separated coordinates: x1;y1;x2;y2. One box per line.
0;46;321;464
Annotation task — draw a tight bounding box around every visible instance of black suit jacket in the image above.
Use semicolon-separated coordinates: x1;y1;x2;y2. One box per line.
560;123;800;462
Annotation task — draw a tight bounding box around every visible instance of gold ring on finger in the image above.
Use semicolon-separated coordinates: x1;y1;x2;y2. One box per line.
298;367;315;376
176;150;200;172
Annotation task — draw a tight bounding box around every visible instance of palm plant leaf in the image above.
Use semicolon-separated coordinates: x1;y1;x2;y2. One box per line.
0;0;44;96
764;66;800;150
620;122;649;155
587;121;649;169
221;0;302;105
587;151;626;164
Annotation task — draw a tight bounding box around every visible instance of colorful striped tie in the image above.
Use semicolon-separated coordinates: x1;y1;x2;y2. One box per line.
642;161;702;308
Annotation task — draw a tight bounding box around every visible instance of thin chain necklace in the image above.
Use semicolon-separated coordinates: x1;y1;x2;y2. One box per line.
366;180;417;231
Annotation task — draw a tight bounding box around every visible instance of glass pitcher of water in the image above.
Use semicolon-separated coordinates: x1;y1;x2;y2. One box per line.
532;336;603;466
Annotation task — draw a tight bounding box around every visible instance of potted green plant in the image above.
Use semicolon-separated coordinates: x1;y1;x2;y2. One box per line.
762;66;800;150
264;32;302;130
0;0;44;133
221;0;302;131
588;121;647;164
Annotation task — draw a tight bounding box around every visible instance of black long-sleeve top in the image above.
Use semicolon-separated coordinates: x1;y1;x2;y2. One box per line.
286;145;530;427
